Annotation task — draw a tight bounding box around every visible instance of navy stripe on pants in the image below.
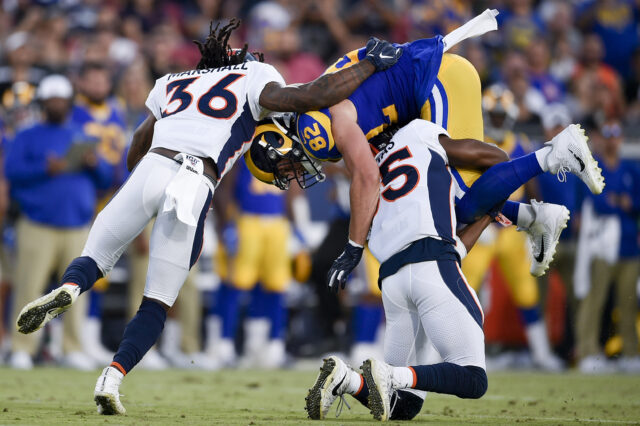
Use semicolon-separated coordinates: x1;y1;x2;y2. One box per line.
436;259;483;328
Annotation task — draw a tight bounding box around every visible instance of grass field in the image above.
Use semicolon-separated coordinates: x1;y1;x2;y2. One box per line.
1;367;640;425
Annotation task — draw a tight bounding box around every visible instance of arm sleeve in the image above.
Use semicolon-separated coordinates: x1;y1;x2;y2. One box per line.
4;130;49;185
246;63;287;121
145;77;166;120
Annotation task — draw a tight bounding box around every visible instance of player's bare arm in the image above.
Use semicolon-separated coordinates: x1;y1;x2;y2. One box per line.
126;115;156;171
456;215;493;253
259;61;374;113
258;36;402;113
438;135;509;171
331;100;379;246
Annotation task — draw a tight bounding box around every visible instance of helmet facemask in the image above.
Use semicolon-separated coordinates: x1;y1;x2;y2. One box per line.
246;115;325;190
271;114;325;190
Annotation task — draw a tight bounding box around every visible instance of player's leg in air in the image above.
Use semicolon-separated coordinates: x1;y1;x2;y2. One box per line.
422;52;603;276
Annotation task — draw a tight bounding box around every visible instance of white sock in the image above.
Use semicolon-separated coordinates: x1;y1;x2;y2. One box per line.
346;370;364;394
517;204;535;229
535;146;552;172
392;366;415;389
525;320;553;359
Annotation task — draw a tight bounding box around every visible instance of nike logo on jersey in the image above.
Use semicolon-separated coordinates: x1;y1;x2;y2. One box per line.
332;374;346;396
535;238;545;263
568;148;585;172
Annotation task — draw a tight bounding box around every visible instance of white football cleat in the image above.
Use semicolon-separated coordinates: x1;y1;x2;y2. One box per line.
361;358;394;421
545;124;605;194
94;366;126;415
16;284;80;334
305;356;355;420
524;201;570;277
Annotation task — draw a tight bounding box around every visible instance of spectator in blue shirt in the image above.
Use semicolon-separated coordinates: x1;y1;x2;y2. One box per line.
6;74;113;371
575;119;640;374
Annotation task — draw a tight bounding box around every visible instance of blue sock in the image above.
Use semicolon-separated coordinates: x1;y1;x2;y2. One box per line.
501;200;521;224
353;303;382;343
352;378;370;407
88;291;103;318
519;306;541;325
217;283;242;339
263;291;287;339
410;363;487;399
247;285;266;318
60;256;103;294
112;298;167;374
456;153;542;223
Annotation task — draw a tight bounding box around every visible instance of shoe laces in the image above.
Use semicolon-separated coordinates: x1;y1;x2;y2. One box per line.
556;164;569;183
389;390;398;416
334;395;351;418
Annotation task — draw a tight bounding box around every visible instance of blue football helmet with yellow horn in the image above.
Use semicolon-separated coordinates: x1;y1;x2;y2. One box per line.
245;113;325;190
295;108;343;162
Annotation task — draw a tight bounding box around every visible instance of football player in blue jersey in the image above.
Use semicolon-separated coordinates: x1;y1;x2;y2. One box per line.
249;10;604;291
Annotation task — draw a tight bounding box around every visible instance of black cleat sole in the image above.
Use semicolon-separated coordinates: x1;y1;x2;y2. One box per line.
94;395;119;415
17;291;72;334
305;357;336;420
361;359;385;421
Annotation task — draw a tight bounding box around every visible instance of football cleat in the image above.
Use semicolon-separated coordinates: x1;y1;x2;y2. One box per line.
545;124;605;194
305;356;354;420
524;200;570;277
94;366;126;415
16;284;80;334
361;358;395;421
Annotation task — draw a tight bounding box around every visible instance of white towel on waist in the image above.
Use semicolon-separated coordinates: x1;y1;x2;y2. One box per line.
163;153;206;227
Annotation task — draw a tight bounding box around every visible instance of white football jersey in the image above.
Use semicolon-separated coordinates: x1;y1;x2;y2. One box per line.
368;119;467;264
145;61;286;178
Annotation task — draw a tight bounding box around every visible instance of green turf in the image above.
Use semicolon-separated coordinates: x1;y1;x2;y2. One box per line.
1;367;639;425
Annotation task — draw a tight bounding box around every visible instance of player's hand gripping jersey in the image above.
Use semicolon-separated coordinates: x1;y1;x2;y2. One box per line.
368;119;467;264
145;61;285;179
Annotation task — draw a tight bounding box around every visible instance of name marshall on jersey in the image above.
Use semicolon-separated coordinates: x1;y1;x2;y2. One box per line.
166;63;249;81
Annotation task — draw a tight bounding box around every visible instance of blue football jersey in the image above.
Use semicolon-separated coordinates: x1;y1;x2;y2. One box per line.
70;98;127;167
297;37;444;161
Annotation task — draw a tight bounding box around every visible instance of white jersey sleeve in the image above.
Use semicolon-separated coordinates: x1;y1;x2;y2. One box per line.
245;62;286;121
145;78;165;120
368;119;467;263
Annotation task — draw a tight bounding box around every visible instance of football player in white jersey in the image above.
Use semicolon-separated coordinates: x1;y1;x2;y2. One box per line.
14;19;402;415
307;120;496;421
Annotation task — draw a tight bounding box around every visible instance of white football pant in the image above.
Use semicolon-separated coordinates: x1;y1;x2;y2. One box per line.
381;260;486;374
82;153;212;307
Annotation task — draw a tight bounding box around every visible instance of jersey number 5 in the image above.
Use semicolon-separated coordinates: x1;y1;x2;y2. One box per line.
378;147;419;201
162;74;244;119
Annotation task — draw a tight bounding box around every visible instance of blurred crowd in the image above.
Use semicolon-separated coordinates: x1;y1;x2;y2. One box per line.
0;0;639;374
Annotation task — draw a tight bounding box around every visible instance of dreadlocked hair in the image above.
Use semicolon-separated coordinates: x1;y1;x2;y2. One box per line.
193;18;264;70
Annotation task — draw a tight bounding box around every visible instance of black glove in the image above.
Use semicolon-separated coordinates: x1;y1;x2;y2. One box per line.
364;37;403;71
327;240;364;293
